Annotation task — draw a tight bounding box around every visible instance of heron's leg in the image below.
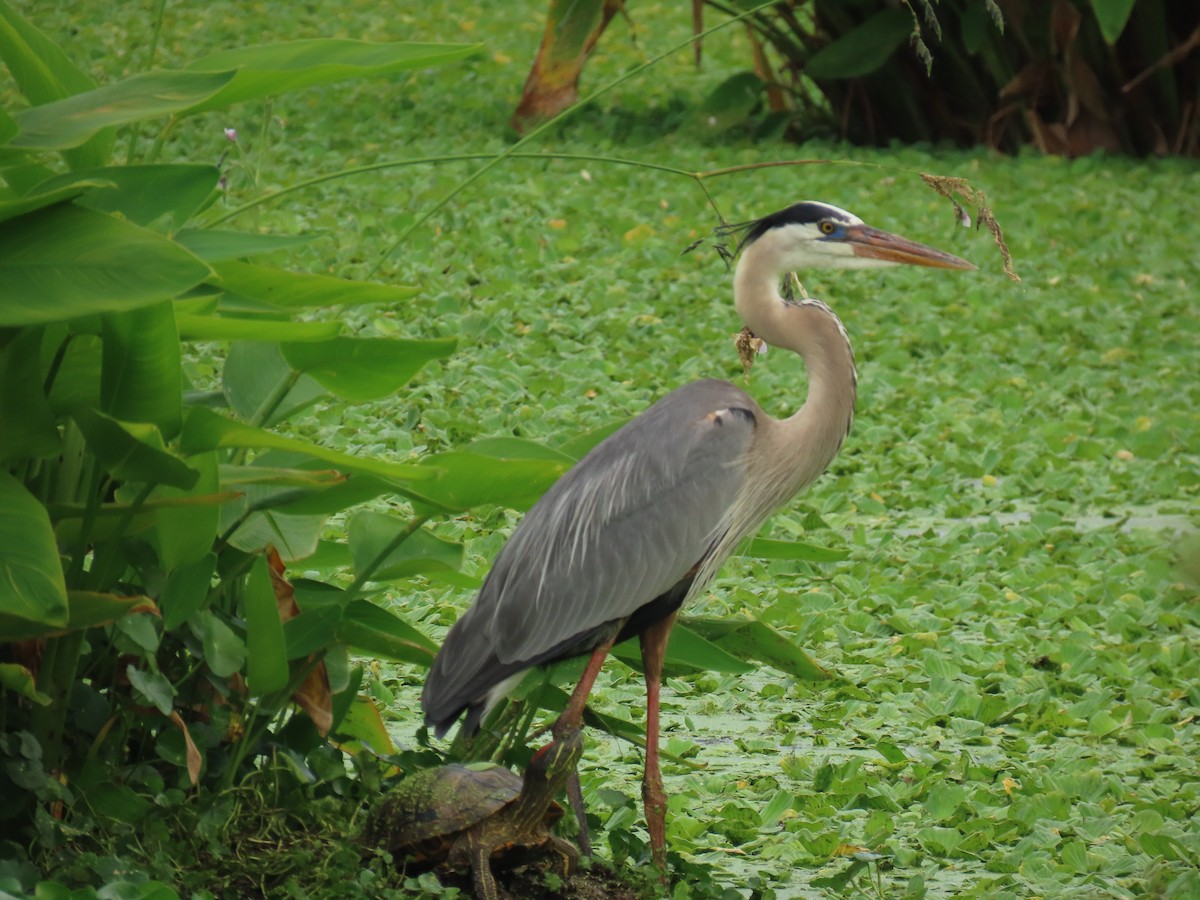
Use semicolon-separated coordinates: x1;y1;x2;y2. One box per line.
566;771;593;857
552;635;615;739
639;611;678;876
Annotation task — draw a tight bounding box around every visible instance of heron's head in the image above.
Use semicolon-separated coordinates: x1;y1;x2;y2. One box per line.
729;201;975;275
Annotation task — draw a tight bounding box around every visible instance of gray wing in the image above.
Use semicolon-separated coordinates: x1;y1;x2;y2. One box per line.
488;379;757;662
422;378;758;728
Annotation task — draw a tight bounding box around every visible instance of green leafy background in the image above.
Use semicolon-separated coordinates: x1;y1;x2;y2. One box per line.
2;0;1197;897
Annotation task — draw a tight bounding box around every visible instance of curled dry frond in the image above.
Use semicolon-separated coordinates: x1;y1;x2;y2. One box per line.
921;173;1020;281
733;327;766;377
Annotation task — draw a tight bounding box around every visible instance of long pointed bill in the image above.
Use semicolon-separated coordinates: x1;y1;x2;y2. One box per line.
843;225;976;270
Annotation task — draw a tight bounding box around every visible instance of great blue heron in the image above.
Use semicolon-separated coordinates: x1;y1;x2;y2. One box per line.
422;200;974;871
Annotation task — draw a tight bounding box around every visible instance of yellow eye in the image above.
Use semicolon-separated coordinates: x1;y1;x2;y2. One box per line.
819;221;836;235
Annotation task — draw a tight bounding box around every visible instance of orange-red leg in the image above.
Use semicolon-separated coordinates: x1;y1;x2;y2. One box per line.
639;611;677;877
553;636;614;740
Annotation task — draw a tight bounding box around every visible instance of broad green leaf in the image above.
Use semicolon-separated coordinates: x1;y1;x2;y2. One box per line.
743;537;849;563
222;341;326;425
72;407;198;490
218;465;350;491
1089;0;1136;44
281;336;458;401
9;69;236;150
180;407;434;485
805;8;912;79
0;326;60;460
555;420;624;460
410;451;569;512
183;39;482;113
154;452;220;571
33;164;219;229
515;679;648;749
0;204;211;326
127;664;175;716
925;782;968;820
299;541;353;573
611;623;754;676
79;781;153;824
282;604;343;660
0;591;157;642
681;616;830;680
0;662;51;704
760;790;796;827
174;229;317;262
332;694;396;755
466;436;576;464
1139;831;1188;861
230;471;392;517
348;512;463;582
0;0;113;168
211;259;419;310
176;314;342;343
0;471;68;630
244;555;288;695
0;175;111;224
195;610;246;677
696;72;764;132
45;331;101;414
336;599;437;665
222;502;326;560
160;553;216;632
101;302;182;439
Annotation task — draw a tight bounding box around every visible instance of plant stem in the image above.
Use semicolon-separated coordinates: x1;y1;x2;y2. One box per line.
205;153;702;227
342;512;431;607
367;1;779;274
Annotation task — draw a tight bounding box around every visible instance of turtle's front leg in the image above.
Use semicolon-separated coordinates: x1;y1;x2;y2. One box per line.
546;834;580;880
449;835;499;900
469;845;499;900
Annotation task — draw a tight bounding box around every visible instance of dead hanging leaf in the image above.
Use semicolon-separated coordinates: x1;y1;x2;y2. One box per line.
1050;0;1081;56
267;546;301;621
733;327;766;377
292;659;333;736
921;173;1020;282
168;711;203;786
266;546;333;736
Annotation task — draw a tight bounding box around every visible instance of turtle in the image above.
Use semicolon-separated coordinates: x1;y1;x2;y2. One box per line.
364;727;584;900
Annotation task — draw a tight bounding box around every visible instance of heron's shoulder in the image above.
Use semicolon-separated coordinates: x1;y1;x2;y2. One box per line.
647;379;757;421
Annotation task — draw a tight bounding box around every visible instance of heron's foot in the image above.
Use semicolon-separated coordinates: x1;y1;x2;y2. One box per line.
642;774;669;879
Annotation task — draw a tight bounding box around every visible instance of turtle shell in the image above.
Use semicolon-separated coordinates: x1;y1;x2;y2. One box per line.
365;762;522;860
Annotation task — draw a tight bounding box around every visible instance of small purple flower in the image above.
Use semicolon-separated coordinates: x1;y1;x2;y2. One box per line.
224;127;238;142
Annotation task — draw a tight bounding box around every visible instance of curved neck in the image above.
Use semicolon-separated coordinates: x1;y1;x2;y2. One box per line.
692;243;859;597
733;243;858;478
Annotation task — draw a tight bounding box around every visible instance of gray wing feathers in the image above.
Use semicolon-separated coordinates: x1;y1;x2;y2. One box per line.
482;379;756;663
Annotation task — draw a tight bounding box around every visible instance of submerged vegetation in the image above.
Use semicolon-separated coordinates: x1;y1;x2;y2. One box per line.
0;0;1196;897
